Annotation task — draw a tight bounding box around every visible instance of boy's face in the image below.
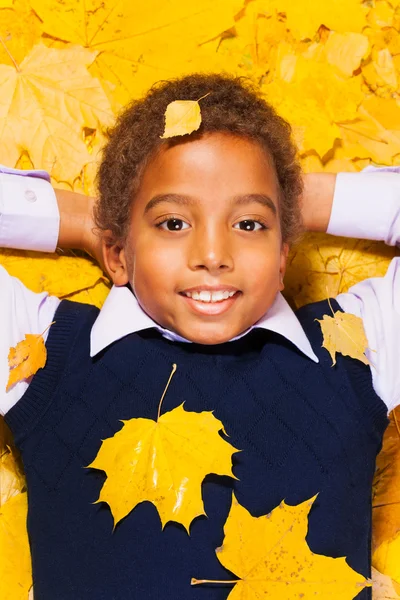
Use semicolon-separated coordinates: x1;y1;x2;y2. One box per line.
105;133;289;345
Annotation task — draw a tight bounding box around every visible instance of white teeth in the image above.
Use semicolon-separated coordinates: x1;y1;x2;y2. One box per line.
199;291;211;302
183;290;237;303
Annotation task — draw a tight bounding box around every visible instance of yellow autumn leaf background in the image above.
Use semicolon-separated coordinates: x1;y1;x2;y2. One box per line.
0;0;400;598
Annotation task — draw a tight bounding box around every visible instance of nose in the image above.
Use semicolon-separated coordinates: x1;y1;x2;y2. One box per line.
188;225;234;274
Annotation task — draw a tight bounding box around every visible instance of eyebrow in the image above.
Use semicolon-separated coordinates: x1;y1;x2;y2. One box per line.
144;193;277;215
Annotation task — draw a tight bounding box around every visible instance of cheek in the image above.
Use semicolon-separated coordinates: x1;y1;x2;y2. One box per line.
238;239;283;283
129;237;185;296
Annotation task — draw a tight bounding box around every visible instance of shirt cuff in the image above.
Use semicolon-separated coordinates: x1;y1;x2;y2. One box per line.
327;170;400;246
0;171;60;252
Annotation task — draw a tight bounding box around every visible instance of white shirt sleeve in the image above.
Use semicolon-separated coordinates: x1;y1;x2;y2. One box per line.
0;266;60;416
0;166;60;252
328;167;400;412
0;166;61;415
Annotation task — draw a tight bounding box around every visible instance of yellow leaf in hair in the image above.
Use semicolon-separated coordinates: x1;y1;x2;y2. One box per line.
161;100;203;138
316;310;370;366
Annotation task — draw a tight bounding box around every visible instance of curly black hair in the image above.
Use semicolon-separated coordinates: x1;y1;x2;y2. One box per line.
95;73;303;244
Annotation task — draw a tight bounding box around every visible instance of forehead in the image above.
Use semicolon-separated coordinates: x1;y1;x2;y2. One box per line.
135;132;280;203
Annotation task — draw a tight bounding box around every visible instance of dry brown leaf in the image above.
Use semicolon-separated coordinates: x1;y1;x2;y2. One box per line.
316;301;370;366
192;493;370;599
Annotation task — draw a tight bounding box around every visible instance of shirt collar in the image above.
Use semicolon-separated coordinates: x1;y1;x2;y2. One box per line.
90;285;319;363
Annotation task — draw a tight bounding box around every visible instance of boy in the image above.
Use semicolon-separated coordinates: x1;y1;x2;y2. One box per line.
1;74;399;599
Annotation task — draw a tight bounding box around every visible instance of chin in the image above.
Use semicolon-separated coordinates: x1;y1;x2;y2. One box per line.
183;326;239;346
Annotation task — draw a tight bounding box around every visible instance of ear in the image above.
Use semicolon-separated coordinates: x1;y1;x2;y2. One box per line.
279;242;289;292
101;231;129;286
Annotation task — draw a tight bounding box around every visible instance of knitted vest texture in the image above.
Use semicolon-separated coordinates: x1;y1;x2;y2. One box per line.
5;298;388;600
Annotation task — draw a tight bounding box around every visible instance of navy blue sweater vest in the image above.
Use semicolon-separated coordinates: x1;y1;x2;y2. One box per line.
5;298;388;600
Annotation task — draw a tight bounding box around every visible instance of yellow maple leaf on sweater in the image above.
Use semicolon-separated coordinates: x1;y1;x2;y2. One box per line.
87;365;238;531
192;493;370;599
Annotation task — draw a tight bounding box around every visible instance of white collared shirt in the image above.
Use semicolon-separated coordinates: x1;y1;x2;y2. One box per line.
0;166;399;415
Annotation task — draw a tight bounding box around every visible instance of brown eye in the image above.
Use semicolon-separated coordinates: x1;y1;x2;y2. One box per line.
233;220;265;231
158;218;190;231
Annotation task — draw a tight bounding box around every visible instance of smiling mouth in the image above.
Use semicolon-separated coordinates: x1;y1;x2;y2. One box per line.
180;289;239;303
179;289;241;316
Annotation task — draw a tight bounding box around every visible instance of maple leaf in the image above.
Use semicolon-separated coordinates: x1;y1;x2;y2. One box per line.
0;249;108;300
32;0;242;105
284;234;396;309
372;407;400;553
192;493;370;599
324;32;370;77
6;323;54;391
338;98;400;166
316;299;370;366
65;279;111;309
372;567;400;600
87;364;238;531
0;43;113;182
0;492;33;599
266;0;368;41
262;58;364;156
0;0;42;65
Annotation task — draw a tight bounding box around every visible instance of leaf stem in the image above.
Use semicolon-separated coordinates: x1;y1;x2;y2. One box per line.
157;363;177;421
197;92;211;103
326;288;335;317
40;321;56;338
191;578;239;586
0;35;20;72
